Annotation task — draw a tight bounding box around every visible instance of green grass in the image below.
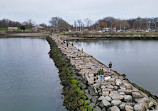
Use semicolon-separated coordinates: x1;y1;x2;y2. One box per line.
0;28;7;30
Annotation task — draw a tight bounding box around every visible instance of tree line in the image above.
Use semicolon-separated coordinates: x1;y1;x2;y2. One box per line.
0;17;158;32
49;17;158;32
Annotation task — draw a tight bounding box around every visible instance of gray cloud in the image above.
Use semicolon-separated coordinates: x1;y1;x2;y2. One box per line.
0;0;158;24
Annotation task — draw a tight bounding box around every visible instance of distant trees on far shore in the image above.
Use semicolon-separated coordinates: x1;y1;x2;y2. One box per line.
0;19;36;29
0;16;158;32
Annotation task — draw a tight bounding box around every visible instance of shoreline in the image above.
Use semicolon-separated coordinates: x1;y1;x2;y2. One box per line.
0;32;49;38
61;33;158;40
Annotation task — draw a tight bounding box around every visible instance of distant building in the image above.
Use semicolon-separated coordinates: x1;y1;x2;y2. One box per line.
8;27;18;31
102;28;110;32
32;26;45;31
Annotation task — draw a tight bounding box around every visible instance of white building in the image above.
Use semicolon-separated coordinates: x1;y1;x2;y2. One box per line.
8;27;18;31
102;28;110;32
32;26;44;31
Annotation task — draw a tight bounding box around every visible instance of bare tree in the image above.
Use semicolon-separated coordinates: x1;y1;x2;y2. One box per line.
77;20;82;32
49;17;70;32
84;18;92;28
74;21;77;31
22;19;35;28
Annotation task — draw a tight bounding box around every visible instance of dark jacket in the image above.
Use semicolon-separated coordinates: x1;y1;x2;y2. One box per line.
109;62;112;68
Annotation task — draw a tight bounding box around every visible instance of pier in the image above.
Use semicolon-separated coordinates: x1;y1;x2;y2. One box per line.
49;35;158;111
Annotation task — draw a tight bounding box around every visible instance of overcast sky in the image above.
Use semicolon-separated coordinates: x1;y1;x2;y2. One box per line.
0;0;158;25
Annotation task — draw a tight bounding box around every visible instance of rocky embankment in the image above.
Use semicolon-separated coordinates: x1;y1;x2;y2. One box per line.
50;35;158;111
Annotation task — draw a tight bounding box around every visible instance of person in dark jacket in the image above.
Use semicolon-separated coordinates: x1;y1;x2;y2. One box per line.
67;42;69;47
108;62;112;73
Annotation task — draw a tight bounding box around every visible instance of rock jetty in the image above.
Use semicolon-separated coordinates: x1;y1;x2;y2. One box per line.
50;35;158;111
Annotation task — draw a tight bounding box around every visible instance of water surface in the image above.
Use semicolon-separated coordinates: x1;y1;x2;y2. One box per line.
0;38;66;111
72;39;158;96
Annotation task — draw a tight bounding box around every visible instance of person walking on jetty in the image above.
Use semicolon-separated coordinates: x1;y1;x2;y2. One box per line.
108;62;112;73
98;69;104;82
63;40;66;44
67;42;69;47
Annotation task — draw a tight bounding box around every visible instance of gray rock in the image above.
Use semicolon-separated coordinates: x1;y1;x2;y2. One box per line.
90;103;95;108
119;103;126;110
102;90;110;96
91;96;98;103
101;85;106;89
134;103;147;111
94;106;102;111
80;83;87;89
86;100;90;104
114;86;118;90
126;102;135;107
99;101;104;108
105;96;112;101
116;79;122;86
107;85;114;89
85;89;89;93
102;107;106;111
132;92;143;98
124;83;132;89
134;98;149;103
124;95;133;102
109;91;124;100
125;105;134;111
111;100;122;106
98;96;105;101
108;106;120;111
86;93;92;100
119;76;124;80
88;86;96;96
102;99;111;107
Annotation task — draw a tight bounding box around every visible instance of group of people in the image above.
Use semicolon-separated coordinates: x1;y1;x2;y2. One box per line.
98;62;112;82
58;35;113;82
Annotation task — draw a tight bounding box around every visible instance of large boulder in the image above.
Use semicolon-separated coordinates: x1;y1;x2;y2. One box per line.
102;90;110;96
124;95;133;102
91;96;98;103
111;100;122;106
109;91;124;100
115;79;122;86
94;106;102;111
102;99;111;107
108;106;120;111
124;82;132;89
119;103;126;110
105;96;112;102
132;92;143;98
134;103;148;111
125;105;134;111
88;86;96;96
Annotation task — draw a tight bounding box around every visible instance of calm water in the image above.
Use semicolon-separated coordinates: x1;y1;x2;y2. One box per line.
72;39;158;96
0;38;66;111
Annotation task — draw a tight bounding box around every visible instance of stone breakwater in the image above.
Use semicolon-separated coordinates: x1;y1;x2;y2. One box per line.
50;35;158;111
